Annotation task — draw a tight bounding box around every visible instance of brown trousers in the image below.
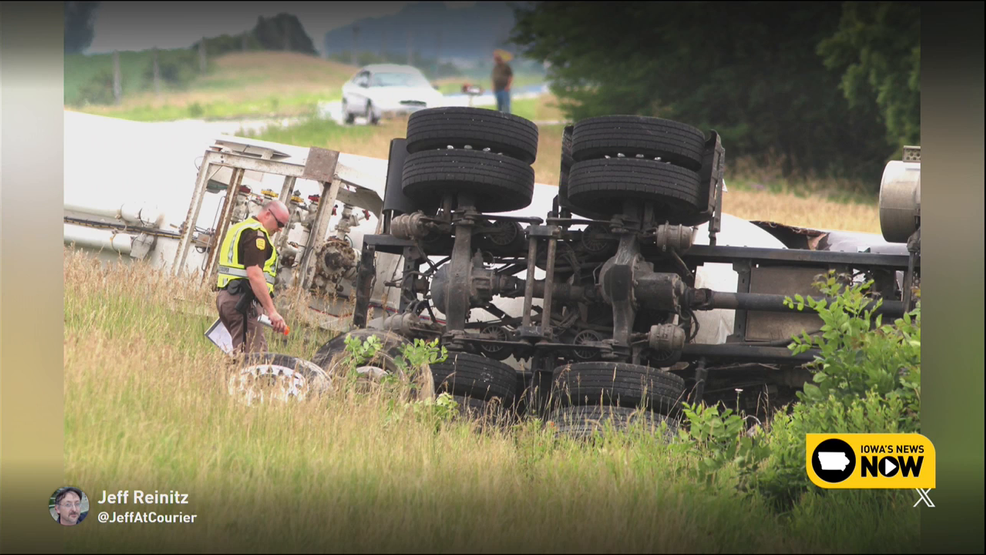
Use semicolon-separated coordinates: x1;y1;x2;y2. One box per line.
216;288;267;354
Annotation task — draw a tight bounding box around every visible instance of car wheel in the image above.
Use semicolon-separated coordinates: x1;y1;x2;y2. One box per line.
365;102;379;125
401;149;535;213
342;100;355;124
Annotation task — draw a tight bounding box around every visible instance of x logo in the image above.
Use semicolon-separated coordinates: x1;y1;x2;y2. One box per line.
914;489;935;508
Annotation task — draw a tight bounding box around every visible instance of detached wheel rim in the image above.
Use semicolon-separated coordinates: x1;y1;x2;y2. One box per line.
229;364;311;406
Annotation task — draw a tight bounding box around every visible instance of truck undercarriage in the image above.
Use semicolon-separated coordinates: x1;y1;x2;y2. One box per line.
305;109;923;430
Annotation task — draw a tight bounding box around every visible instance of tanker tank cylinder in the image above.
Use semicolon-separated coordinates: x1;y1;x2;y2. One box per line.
64;201;167;228
879;150;921;243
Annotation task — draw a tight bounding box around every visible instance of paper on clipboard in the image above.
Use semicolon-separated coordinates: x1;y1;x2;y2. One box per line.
205;318;235;355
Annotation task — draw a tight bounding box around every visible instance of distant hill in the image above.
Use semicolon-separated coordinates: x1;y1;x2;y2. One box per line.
322;1;524;67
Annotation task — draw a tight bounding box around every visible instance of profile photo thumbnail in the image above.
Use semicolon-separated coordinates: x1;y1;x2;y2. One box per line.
49;486;89;526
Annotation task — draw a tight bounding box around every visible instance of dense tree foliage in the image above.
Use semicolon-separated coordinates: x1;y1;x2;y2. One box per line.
252;14;318;56
190;14;317;58
510;2;920;187
64;1;100;54
817;2;921;149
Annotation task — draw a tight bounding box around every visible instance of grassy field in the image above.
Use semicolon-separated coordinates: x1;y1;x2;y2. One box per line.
67;51;356;121
65;50;553;123
432;73;548;95
63;248;919;552
245;117;882;234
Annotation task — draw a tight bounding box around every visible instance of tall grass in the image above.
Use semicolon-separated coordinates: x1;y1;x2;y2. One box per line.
63;249;917;552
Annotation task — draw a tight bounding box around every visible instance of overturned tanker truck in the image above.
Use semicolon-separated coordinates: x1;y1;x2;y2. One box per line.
318;107;921;431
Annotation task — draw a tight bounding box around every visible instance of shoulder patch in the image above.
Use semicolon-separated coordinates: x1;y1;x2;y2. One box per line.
256;237;266;250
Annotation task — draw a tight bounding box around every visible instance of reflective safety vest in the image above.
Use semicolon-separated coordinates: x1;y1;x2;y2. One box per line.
216;218;278;295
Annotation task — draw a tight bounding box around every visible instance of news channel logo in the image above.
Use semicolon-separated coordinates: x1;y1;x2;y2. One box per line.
806;434;937;507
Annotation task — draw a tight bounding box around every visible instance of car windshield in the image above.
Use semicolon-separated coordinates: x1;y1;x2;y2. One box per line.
369;72;429;88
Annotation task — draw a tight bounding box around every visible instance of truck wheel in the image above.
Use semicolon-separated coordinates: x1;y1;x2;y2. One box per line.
571;115;706;171
429;351;518;406
311;329;410;377
228;353;331;406
559;124;574;196
402;149;535;213
552;361;686;417
451;394;512;426
548;405;679;441
406;107;539;164
559;125;608;221
566;158;705;223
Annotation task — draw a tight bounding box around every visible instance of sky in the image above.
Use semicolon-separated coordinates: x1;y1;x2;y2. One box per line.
86;1;477;56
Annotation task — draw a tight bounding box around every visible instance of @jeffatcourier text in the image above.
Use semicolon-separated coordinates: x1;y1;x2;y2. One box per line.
93;490;197;525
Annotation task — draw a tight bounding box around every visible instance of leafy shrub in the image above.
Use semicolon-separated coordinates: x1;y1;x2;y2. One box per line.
784;271;921;430
187;102;205;118
678;271;921;511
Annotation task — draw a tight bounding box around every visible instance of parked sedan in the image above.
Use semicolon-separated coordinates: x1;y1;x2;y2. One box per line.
341;64;444;125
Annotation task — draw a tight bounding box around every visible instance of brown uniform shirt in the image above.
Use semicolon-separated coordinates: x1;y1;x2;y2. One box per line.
492;62;513;92
237;220;274;270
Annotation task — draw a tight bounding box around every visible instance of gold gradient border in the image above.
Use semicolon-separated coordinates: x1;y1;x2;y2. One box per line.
1;2;66;553
0;2;983;553
921;3;985;552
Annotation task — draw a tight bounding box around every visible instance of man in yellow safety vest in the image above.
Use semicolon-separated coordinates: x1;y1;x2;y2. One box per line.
216;200;290;353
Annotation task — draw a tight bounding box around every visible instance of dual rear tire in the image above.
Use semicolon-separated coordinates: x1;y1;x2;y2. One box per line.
560;115;710;225
548;361;687;441
400;108;539;213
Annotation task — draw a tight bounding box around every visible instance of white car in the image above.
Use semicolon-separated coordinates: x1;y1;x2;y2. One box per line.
341;64;444;125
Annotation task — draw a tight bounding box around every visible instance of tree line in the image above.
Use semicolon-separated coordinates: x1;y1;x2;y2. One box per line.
65;12;319;106
510;2;920;189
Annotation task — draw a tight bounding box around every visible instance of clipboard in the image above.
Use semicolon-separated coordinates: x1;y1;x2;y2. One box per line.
205;318;235;355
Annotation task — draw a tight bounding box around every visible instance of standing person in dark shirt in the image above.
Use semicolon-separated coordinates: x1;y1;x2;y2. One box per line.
492;49;513;114
215;200;290;354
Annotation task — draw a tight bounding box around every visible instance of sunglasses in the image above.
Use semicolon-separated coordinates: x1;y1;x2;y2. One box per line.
271;211;286;230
